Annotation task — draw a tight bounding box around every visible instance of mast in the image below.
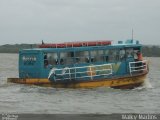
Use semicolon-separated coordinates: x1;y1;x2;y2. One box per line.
132;29;134;40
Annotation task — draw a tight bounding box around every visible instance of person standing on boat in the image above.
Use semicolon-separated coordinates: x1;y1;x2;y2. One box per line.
134;51;143;72
134;50;143;61
137;51;143;61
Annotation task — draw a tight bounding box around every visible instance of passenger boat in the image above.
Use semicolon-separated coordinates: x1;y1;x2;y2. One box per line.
8;39;149;89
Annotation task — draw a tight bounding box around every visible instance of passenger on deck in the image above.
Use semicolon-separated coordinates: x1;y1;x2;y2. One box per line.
134;51;143;72
60;59;63;65
137;51;143;61
44;54;48;67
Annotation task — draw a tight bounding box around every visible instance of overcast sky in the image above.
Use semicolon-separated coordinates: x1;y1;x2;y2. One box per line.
0;0;160;45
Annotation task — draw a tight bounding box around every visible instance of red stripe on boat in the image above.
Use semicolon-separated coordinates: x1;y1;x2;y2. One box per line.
39;40;112;48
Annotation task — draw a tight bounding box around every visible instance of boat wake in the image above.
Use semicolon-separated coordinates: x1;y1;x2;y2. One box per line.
0;76;16;88
133;78;153;90
143;78;153;89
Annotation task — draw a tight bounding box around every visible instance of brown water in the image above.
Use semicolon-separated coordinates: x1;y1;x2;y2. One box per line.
0;53;159;113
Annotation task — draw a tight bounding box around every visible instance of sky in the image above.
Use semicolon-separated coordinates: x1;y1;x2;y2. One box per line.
0;0;160;45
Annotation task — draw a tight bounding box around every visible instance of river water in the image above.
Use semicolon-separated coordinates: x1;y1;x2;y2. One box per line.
0;53;160;114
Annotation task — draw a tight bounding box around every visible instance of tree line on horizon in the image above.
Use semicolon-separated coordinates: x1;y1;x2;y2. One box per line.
0;44;159;57
0;44;38;53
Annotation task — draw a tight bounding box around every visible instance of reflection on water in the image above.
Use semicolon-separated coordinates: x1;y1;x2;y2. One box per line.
0;54;160;113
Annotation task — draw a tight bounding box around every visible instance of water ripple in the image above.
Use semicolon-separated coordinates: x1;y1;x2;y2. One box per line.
0;55;160;113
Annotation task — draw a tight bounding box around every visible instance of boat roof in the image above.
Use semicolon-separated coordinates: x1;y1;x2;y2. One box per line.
20;39;142;53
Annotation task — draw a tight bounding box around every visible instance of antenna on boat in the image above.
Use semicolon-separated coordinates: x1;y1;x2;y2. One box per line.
132;29;134;40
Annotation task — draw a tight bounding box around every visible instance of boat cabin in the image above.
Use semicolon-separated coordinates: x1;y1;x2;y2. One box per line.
19;40;147;82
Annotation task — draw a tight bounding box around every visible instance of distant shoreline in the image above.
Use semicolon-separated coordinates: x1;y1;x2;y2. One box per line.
0;44;37;53
0;44;159;57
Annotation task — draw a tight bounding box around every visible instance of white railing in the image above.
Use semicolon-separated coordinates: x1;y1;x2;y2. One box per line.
50;64;112;81
129;60;148;75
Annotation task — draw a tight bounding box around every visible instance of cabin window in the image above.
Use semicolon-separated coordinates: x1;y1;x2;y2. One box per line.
125;48;134;58
60;52;74;65
47;53;58;65
104;50;109;62
108;49;119;62
133;48;140;60
75;51;89;63
90;50;104;62
119;49;125;60
44;53;58;67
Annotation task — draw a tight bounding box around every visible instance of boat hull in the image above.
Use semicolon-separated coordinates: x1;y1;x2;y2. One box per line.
7;72;147;89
